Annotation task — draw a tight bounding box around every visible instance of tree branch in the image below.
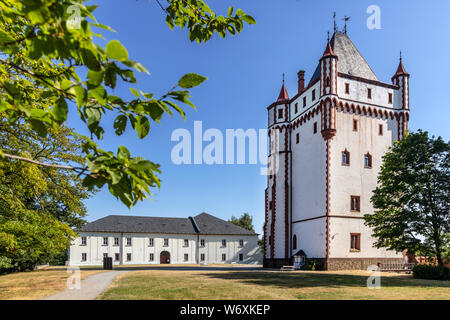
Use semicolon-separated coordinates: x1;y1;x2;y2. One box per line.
1;152;82;171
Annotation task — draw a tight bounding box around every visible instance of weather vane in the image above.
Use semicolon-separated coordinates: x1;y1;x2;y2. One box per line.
333;12;337;33
343;15;351;34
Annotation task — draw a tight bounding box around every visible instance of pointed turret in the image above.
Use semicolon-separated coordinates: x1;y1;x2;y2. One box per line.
393;53;409;79
323;38;336;58
277;82;289;102
392;52;410;112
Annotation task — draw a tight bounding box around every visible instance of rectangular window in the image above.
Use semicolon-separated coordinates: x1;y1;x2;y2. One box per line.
239;254;243;261
126;237;132;246
184;254;188;262
149;238;154;247
184;239;189;247
269;201;273;210
388;93;393;104
353;119;358;131
367;88;372;99
312;89;316;101
163;238;169;247
351;196;360;212
114;253;120;261
103;237;108;246
103;253;108;259
239;240;244;248
313;122;318;134
303;96;307;107
114;237;119;246
379;124;383;136
126;253;131;262
296;133;300;144
345;83;350;94
200;239;205;247
342;150;350;166
350;233;361;251
222;253;226;261
81;253;87;262
81;237;87;246
149;253;154;261
278;109;283;119
221;239;227;248
200;253;205;262
295;103;298;113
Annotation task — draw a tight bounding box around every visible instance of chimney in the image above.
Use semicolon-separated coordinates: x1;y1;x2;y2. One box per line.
297;70;305;93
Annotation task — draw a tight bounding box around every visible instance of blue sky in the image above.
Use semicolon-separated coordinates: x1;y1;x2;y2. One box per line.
72;0;450;235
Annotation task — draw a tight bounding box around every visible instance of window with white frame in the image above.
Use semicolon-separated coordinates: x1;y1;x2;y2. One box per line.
200;253;205;262
81;237;87;246
103;237;108;246
184;239;189;247
222;253;226;261
149;253;154;261
149;238;154;247
126;253;131;261
239;240;244;247
114;253;120;261
126;237;132;246
114;237;119;246
184;254;188;262
81;253;87;261
221;239;227;248
163;238;169;246
103;253;108;259
200;239;205;247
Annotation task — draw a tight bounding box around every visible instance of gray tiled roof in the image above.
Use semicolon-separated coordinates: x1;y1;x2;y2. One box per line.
79;212;257;236
309;32;378;85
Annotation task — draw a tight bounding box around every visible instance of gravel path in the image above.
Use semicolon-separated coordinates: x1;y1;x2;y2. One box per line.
43;271;127;300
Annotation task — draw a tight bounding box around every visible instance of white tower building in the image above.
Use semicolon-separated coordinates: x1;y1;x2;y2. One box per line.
264;31;409;270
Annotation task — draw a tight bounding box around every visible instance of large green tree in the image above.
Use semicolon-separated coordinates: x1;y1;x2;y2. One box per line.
365;131;450;269
0;0;255;208
0;121;91;272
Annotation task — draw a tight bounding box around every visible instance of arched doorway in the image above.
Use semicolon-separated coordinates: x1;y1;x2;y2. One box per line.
160;251;170;264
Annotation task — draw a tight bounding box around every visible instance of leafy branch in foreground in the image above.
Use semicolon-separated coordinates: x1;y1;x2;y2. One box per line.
0;0;255;207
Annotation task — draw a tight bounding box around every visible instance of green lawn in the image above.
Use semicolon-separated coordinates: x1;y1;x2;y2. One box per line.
99;269;450;300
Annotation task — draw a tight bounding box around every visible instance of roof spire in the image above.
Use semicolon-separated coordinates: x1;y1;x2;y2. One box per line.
333;12;337;33
393;51;409;78
277;73;289;102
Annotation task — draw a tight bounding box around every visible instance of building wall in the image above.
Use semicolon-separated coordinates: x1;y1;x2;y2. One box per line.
69;233;261;266
291;218;327;258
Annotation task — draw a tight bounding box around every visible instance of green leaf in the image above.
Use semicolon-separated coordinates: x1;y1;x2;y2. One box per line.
74;86;87;107
242;15;256;24
87;70;104;87
135;116;150;139
53;97;68;123
105;40;128;61
114;114;127;136
178;73;207;89
0;30;14;43
130;88;140;98
122;59;150;75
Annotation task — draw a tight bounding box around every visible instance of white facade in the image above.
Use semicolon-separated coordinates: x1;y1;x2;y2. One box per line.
264;31;409;269
69;233;261;266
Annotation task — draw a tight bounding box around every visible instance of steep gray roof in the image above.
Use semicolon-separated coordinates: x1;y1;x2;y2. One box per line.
309;32;378;85
79;212;257;236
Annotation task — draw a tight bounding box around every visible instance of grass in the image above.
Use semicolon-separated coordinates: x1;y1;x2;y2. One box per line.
99;269;450;300
0;266;103;300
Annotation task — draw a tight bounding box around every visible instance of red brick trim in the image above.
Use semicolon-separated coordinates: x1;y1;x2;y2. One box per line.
325;138;331;270
284;128;289;259
339;72;399;90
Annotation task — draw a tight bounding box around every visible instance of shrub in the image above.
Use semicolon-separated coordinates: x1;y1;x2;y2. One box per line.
413;264;449;280
300;259;325;271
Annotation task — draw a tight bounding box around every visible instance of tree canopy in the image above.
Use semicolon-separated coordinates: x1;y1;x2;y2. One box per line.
365;131;450;268
229;213;255;233
0;0;255;208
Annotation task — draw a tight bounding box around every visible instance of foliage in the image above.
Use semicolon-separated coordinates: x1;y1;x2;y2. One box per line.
229;213;255;233
300;259;325;271
365;131;450;269
413;264;449;281
0;0;255;208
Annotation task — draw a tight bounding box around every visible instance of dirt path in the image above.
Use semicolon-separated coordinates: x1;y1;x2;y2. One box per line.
43;271;128;300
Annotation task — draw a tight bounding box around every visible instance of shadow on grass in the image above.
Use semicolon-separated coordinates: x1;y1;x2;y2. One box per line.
195;271;450;289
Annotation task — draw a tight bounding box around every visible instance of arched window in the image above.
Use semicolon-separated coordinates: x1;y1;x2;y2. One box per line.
342;149;350;166
364;153;372;168
293;235;297;250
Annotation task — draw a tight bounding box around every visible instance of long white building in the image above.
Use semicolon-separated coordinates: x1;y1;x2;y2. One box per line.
264;30;409;270
69;213;262;266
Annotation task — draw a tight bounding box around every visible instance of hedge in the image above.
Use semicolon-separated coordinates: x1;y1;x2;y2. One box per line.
412;264;449;280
